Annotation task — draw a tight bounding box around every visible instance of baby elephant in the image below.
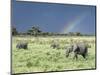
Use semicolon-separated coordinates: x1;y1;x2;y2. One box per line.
16;42;28;49
66;43;88;60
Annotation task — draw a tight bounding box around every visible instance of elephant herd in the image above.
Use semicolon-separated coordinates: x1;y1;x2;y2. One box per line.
16;40;90;60
50;42;88;60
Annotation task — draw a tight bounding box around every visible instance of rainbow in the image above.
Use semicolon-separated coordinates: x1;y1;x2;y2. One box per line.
60;13;87;34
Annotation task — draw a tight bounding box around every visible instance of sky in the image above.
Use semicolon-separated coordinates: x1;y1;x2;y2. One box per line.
11;0;96;35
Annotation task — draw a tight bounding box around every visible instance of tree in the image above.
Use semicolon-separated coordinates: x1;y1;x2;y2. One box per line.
75;32;81;36
12;26;18;35
68;32;74;36
27;25;42;36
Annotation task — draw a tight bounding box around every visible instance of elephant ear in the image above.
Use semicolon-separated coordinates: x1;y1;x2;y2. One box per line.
73;44;78;52
68;45;73;53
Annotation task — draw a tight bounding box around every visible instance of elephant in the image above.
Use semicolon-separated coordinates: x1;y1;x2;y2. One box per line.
50;43;59;49
66;43;88;60
16;42;28;49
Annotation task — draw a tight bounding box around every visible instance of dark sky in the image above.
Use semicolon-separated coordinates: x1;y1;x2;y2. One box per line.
12;0;96;34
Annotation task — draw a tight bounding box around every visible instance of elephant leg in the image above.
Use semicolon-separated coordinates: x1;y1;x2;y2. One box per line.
73;53;78;60
82;54;87;60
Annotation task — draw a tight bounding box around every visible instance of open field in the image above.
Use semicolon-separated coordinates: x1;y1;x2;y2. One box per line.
12;36;96;74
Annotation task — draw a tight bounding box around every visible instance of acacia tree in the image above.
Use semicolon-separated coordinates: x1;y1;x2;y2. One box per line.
75;32;81;36
27;26;42;36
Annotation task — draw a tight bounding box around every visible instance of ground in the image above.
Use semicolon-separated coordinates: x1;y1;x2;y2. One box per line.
12;36;96;74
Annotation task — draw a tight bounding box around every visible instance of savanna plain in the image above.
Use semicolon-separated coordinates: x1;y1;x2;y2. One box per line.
12;36;96;74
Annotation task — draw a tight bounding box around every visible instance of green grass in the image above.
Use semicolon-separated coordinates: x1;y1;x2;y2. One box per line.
12;36;96;74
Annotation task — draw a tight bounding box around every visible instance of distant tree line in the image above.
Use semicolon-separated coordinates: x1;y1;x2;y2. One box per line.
12;25;94;36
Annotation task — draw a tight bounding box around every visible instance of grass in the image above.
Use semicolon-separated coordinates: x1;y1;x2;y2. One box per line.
12;36;96;74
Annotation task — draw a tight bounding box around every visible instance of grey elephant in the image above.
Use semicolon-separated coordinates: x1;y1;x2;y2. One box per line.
50;43;59;49
16;42;28;49
66;43;88;60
